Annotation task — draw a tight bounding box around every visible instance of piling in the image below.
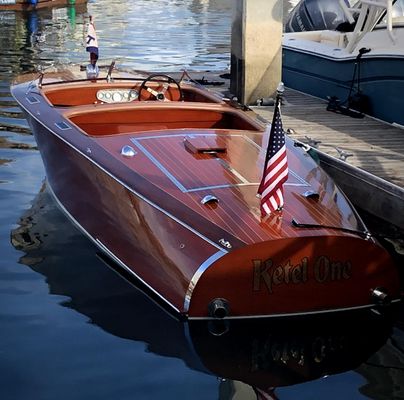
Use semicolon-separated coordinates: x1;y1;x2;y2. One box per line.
230;0;283;105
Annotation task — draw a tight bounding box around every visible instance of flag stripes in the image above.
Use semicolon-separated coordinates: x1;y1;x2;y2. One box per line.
257;97;288;217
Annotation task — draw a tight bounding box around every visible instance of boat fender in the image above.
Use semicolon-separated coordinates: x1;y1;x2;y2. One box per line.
208;298;230;319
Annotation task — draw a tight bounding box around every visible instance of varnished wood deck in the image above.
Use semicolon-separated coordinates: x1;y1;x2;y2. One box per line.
253;88;404;189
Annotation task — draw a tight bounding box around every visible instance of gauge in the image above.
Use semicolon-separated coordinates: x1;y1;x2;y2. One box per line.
112;92;123;102
97;89;138;103
129;90;139;100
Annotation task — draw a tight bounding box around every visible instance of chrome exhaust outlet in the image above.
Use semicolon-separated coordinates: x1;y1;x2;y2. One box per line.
208;298;229;319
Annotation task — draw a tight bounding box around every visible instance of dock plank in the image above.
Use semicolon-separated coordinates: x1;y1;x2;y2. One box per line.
253;88;404;190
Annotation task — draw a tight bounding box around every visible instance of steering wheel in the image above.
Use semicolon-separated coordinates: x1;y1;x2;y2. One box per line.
138;74;184;102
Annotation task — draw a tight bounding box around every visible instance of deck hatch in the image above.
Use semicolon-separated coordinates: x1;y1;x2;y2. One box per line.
26;96;40;105
131;133;310;193
55;121;72;131
184;136;227;154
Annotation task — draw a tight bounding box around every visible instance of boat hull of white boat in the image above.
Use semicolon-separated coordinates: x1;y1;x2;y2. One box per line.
283;43;404;126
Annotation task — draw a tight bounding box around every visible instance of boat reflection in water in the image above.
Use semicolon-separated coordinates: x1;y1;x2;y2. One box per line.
11;185;395;399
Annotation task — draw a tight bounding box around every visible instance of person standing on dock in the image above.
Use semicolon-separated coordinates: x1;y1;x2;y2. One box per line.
85;16;99;79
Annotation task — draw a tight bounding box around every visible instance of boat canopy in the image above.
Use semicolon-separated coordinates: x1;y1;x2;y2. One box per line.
339;0;397;51
286;0;401;53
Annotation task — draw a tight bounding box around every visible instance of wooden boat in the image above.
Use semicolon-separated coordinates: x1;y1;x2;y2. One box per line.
0;0;87;11
11;65;401;319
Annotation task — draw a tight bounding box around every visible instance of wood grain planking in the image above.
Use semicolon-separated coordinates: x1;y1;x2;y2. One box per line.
253;88;404;188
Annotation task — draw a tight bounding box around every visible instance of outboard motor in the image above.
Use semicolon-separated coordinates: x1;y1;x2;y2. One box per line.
285;0;352;32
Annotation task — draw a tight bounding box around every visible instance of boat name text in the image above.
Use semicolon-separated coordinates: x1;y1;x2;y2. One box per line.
253;256;352;293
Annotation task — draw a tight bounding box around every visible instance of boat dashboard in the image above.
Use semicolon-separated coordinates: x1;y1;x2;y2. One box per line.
41;76;224;107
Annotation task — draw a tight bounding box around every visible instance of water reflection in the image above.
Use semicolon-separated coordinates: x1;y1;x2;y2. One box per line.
0;0;235;80
0;4;89;77
10;184;396;399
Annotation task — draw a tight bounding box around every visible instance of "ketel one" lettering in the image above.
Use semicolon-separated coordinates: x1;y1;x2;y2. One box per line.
253;256;352;294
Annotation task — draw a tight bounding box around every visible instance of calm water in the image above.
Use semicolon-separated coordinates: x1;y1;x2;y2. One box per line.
1;1;403;399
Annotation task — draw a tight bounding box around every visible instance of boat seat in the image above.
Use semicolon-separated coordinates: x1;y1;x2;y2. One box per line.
319;31;345;47
68;106;263;136
284;31;346;48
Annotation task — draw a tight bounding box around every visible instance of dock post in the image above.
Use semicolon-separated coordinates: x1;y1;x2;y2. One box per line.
230;0;283;105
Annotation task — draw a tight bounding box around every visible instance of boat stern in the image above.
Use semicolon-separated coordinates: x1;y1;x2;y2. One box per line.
186;236;400;319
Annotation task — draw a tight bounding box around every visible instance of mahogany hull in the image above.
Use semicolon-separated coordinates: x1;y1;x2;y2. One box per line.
12;73;401;319
28;116;220;313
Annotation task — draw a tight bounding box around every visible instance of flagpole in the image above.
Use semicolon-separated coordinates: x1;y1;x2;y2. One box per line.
258;82;285;195
257;81;288;217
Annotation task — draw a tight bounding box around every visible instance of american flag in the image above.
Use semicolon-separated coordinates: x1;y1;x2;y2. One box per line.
257;99;288;217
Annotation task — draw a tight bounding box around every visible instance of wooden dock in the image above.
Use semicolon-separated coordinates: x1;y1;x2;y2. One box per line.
254;88;404;187
252;88;404;229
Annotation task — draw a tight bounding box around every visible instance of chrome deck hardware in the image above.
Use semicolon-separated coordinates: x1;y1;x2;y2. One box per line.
121;145;137;158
